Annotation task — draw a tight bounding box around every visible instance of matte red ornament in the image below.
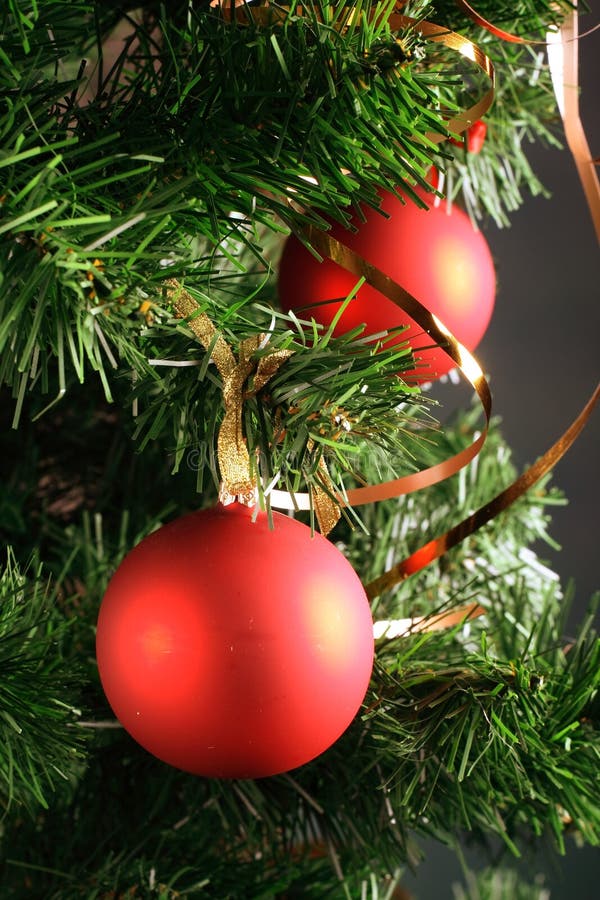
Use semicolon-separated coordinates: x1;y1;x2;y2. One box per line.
277;187;496;381
96;504;374;778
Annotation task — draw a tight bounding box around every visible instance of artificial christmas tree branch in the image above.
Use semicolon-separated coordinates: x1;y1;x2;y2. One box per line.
1;1;598;896
0;552;87;814
0;0;570;422
2;391;597;881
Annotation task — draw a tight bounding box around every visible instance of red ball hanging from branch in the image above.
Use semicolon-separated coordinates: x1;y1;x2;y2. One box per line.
96;504;374;779
278;187;496;381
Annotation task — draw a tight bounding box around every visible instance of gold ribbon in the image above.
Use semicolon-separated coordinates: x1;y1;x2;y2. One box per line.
166;279;287;505
547;3;600;244
365;383;599;598
208;3;598;626
267;231;492;513
165;279;341;533
454;0;529;44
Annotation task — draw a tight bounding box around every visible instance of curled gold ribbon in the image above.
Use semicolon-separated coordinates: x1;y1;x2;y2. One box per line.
267;230;492;512
165;279;341;533
547;3;600;244
455;0;600;239
391;13;495;142
454;0;528;44
456;0;600;51
201;4;596;616
365;384;600;599
362;2;600;600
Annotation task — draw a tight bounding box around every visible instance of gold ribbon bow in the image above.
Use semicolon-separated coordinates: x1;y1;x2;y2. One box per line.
165;279;341;534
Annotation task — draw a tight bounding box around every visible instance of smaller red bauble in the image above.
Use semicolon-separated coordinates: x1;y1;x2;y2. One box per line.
277;187;496;381
96;504;374;778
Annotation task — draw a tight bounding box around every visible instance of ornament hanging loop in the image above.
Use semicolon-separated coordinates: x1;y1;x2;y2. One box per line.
165;279;341;534
217;333;264;507
165;280;282;507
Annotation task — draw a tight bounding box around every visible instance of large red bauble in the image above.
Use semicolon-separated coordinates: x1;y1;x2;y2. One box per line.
96;503;374;778
277;188;496;380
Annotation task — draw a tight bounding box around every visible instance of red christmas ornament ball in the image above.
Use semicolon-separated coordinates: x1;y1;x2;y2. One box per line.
278;187;496;380
96;503;374;778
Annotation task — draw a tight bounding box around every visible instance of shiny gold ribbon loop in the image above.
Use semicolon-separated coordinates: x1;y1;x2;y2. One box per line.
365;383;600;599
166;280;275;506
219;334;264;504
165;279;341;533
267;231;493;513
390;14;495;141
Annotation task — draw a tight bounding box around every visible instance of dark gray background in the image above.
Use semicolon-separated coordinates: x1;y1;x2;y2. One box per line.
405;10;599;898
477;30;599;620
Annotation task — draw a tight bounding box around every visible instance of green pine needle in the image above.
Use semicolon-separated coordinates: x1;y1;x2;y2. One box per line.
0;550;88;815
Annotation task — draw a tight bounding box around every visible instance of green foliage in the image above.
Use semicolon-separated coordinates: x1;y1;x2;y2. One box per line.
0;2;597;897
371;598;600;854
0;551;87;815
1;0;568;436
1;390;598;894
452;865;551;900
0;0;442;351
